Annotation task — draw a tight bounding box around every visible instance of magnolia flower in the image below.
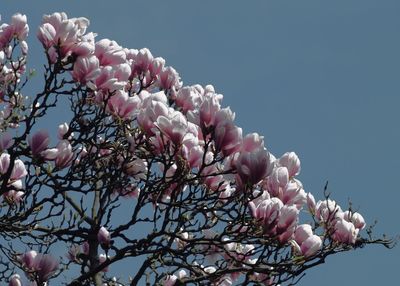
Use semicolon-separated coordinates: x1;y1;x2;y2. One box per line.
158;66;181;91
37;12;90;59
97;226;111;248
332;218;359;244
241;133;265;152
10;159;28;180
235;146;271;186
175;85;203;113
137;98;169;135
277;205;299;242
98;254;109;272
10;13;29;41
8;274;22;286
315;199;342;223
267;166;289;197
66;245;81;262
343;210;366;230
28;130;50;155
300;235;322;257
249;197;283;228
163;270;187;286
306;192;316;214
155;111;189;145
294;224;313;245
214;122;242;156
107;90;140;120
72;55;100;84
278;152;301;177
0;132;13;151
280;179;307;209
35;254;59;282
95;38;126;66
0;153;10;174
199;95;221;129
21;250;38;269
57;122;70;140
3;190;24;204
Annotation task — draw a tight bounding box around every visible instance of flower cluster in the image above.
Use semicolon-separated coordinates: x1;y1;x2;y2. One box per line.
0;11;378;286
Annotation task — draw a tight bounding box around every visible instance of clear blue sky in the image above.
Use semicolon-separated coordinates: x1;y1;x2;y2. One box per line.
2;1;400;285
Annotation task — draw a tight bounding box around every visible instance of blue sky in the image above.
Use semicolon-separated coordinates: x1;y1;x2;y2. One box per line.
2;1;400;285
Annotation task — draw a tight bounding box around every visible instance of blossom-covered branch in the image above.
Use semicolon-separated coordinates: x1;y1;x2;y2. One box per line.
0;12;394;286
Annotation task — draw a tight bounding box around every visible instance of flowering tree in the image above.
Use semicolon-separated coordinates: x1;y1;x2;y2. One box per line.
0;12;394;286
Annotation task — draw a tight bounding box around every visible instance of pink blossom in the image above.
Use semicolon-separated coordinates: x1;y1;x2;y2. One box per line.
223;240;254;262
114;63;131;82
82;241;89;255
235;147;271;186
241;133;265;152
57;123;70;140
149;57;165;78
214;122;242;156
294;224;314;245
306;192;316;214
20;40;28;55
130;48;153;74
37;12;90;59
0;153;10;174
214;107;235;128
163;274;177;286
343;210;366;230
277;205;299;242
332;218;359;244
10;13;29;41
69;16;90;36
164;270;187;286
124;158;148;180
198;95;221;130
91;65;126;93
10;179;23;190
175;85;203;113
29;130;50;155
315;199;342;224
0;132;13;151
53;140;74;169
280;179;307;209
267;167;289;197
34;254;59;282
10;159;27;180
278;152;301;177
107;90;140;119
155;110;189;145
37;22;56;48
39;14;79;53
42;148;59;160
158;66;182;92
98;254;109;272
3;190;24;204
66;245;81;262
137;99;169;135
181;133;204;168
300;235;322;257
72;55;100;84
21;250;38;269
201;163;225;191
95;39;126;66
0;23;14;50
249;197;283;227
97;226;111;247
8;274;22;286
249;189;271;210
219;184;235;202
